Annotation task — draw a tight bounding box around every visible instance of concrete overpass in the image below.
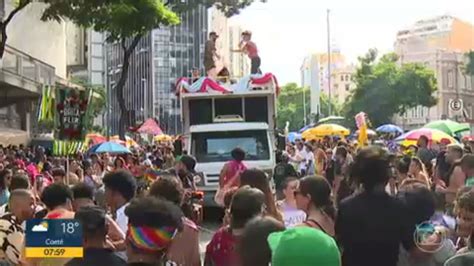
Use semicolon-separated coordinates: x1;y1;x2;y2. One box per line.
0;44;56;132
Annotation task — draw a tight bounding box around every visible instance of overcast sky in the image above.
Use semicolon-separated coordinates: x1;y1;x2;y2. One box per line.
230;0;474;84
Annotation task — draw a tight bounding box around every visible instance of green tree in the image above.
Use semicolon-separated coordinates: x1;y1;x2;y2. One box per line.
277;83;340;131
465;51;474;76
42;0;263;139
344;49;437;127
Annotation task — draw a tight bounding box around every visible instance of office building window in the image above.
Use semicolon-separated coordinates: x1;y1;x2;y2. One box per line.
447;70;454;89
340;75;344;81
345;75;350;81
345;84;350;91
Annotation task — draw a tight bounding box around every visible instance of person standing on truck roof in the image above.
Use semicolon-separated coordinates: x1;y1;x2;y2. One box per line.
204;32;220;80
232;30;261;75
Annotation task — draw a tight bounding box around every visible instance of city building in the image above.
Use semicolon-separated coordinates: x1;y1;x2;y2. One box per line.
300;51;346;117
106;34;153;135
331;65;356;105
106;2;208;135
0;1;65;140
394;51;474;129
393;15;474;129
151;3;208;135
66;25;106;87
66;25;107;126
395;15;474;55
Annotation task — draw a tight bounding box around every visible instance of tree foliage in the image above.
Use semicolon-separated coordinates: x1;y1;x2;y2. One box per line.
277;83;340;131
343;49;438;127
465;51;474;76
168;0;266;16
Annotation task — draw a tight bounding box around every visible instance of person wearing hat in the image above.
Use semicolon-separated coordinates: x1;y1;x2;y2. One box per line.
66;206;126;266
175;155;199;219
268;227;341;266
204;31;220;80
232;30;261;75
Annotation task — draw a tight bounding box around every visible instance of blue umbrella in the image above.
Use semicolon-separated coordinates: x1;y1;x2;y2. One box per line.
376;124;403;134
287;132;302;143
88;141;131;154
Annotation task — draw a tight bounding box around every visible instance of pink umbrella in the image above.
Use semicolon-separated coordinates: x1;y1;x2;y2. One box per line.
136;118;163;135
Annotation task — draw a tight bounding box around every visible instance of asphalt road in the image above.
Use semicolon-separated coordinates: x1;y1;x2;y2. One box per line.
198;207;223;259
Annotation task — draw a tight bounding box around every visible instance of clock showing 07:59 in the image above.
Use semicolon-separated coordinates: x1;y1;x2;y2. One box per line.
25;219;83;258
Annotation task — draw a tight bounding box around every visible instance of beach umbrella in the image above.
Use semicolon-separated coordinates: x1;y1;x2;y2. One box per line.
154;134;173;142
88;141;131;154
395;128;457;145
135;118;163;135
302;124;350;140
110;135;139;148
85;133;107;145
317;116;345;125
287;132;302;143
355;129;377;136
424;120;470;136
376;124;403;134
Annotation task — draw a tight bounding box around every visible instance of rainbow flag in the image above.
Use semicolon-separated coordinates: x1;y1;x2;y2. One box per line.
144;168;161;183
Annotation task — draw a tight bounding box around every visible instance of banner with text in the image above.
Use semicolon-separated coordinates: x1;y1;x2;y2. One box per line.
55;88;92;141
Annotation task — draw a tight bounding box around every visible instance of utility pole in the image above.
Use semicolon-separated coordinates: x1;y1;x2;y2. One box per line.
327;9;332;116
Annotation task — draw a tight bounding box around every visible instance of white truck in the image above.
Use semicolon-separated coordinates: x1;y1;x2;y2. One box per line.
178;76;279;206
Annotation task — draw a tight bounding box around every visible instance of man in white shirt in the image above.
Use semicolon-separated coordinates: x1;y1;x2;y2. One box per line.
102;170;137;262
295;141;307;176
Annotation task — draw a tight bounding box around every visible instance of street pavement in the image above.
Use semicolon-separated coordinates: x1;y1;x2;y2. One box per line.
199;221;220;257
198;207;223;260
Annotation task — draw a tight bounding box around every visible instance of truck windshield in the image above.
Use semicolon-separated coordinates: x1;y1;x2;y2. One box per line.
192;130;270;163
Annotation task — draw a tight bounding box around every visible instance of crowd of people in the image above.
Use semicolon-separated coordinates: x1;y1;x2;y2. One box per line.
0;132;473;265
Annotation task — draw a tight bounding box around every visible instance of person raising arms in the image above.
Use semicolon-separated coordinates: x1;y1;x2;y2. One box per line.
232;31;261;74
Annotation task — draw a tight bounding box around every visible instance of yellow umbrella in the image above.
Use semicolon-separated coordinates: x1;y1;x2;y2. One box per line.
110;135;139;148
154;134;173;142
302;124;350;140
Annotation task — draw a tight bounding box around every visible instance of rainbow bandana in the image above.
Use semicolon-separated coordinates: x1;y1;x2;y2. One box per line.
127;224;178;253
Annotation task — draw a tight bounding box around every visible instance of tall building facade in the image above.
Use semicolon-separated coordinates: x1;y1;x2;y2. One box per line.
106;34;154;135
393;16;474;129
66;25;107;126
395;15;474;55
66;26;106;87
331;65;356;105
152;3;208;135
300;51;347;117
